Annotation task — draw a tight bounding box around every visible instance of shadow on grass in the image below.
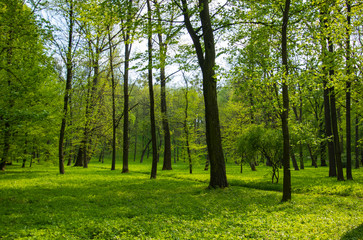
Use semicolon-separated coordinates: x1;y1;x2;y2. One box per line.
341;224;363;240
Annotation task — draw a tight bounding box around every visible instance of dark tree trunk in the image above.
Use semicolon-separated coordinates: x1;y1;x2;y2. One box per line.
183;77;192;174
155;4;172;171
290;146;299;170
299;143;304;169
307;144;318;168
134;119;138;162
59;0;74;174
321;8;336;177
345;0;352;180
108;27;117;171
249;161;256;171
147;0;158;179
140;139;151;163
181;0;227;188
355;112;360;168
319;120;327;166
122;2;132;173
204;155;209;171
328;38;344;181
281;0;291;202
67;93;74;166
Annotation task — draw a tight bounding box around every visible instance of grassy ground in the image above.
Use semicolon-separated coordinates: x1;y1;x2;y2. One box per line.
1;158;362;239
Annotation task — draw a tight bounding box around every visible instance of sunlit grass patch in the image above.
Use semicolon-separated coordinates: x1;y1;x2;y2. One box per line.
0;160;362;239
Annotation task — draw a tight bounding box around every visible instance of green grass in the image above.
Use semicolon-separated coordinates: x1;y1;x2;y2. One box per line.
1;159;362;239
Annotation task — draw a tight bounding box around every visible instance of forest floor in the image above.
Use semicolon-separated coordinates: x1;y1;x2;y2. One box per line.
0;158;362;239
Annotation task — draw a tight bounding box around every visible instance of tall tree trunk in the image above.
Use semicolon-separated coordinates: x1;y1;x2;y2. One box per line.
154;1;172;171
183;78;192;174
147;0;158;179
122;1;132;173
59;0;74;174
328;38;344;181
345;0;352;180
67;93;73;166
355;112;360;168
181;0;227;188
108;27;117;171
321;8;336;177
281;0;291;202
134;118;138;162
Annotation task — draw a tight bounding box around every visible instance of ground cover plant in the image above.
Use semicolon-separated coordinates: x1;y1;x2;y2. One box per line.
1;159;362;239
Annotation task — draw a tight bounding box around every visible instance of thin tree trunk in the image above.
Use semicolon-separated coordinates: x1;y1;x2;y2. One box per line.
141;139;151;163
134;119;138;162
307;144;317;168
108;26;117;171
147;0;158;179
122;2;132;173
345;0;352;180
281;0;291;202
299;143;304;169
183;78;192;174
59;0;74;174
290;146;299;170
355;112;360;168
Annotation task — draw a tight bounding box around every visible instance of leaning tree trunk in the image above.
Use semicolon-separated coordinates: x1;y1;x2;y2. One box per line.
281;0;291;202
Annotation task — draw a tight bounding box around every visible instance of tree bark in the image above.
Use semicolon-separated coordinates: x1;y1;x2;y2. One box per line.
355;112;360;168
147;0;158;179
321;8;336;177
328;37;344;181
59;0;74;174
181;0;228;188
108;26;117;171
281;0;291;202
345;0;352;180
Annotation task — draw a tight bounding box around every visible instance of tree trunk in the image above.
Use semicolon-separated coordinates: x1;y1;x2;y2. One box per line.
59;0;74;174
307;144;318;168
345;0;352;180
181;0;227;188
320;8;336;177
147;0;158;179
134;119;138;162
290;146;299;170
183;77;192;174
108;27;117;171
355;112;360;168
155;3;172;171
328;37;344;181
299;143;304;169
122;2;132;173
281;0;291;202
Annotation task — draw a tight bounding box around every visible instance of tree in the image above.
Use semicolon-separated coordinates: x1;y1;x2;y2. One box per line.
147;0;158;179
177;0;228;188
58;0;75;174
281;0;291;202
